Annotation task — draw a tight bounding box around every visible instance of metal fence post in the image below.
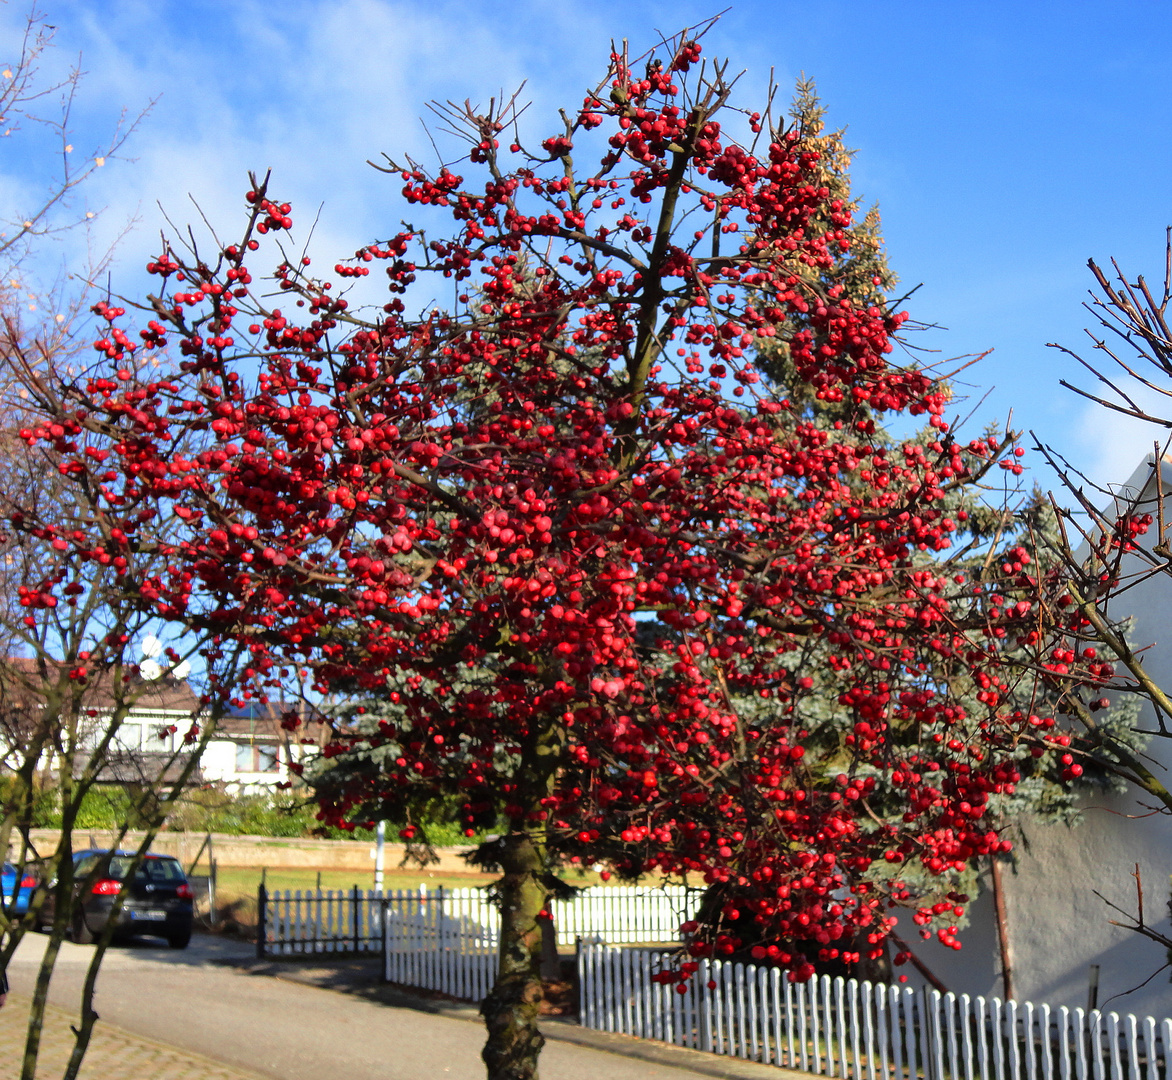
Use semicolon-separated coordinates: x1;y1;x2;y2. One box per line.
381;897;389;982
575;936;583;1022
208;834;217;928
352;884;360;952
256;882;267;960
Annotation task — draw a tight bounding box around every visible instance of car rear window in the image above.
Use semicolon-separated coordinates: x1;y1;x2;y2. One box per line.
75;855;100;877
107;856;185;883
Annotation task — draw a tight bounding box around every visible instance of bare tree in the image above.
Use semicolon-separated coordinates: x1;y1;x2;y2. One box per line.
0;312;250;1080
0;10;244;1080
1032;232;1172;987
1;3;144;280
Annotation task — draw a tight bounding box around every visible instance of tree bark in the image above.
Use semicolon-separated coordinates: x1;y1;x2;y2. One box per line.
480;713;565;1080
990;854;1014;1001
481;828;550;1080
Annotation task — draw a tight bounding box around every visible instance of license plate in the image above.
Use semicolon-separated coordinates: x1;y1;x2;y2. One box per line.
133;909;167;920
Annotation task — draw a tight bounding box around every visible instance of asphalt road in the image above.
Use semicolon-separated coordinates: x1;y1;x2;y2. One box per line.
4;932;782;1080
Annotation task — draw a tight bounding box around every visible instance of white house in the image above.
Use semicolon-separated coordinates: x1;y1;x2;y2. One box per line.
15;667;310;795
910;455;1172;1021
198;701;311;793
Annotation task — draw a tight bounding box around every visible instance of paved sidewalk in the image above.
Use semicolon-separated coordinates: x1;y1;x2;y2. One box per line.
4;933;799;1080
0;996;268;1080
231;952;799;1080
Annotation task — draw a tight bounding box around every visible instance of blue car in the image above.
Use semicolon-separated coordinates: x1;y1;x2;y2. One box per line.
2;862;39;915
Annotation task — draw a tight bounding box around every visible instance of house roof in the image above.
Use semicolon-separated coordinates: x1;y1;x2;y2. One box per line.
215;700;317;743
0;656;327;750
0;656;201;714
1106;453;1172;509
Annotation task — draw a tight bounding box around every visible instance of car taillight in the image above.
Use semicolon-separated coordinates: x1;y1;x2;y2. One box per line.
91;879;121;895
176;883;193;900
19;875;35;888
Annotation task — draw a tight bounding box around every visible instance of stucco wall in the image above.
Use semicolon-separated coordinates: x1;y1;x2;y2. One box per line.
913;792;1171;1020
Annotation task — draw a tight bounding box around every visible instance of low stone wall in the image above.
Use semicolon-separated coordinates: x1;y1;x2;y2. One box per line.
22;828;478;872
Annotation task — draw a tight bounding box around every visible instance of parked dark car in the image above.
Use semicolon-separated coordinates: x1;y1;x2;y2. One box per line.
1;862;39;916
40;849;193;949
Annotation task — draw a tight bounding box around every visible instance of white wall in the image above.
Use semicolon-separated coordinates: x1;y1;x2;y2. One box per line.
913;793;1171;1021
199;737;290;792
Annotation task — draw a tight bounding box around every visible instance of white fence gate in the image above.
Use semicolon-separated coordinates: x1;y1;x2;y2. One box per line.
376;885;699;1002
383;888;500;1002
551;884;700;946
579;944;1172;1080
259;883;700;957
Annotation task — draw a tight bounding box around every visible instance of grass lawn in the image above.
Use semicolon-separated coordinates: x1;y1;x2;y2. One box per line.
217;865;498;897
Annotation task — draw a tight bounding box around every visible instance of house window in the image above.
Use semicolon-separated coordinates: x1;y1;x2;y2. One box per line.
116;723;144;751
235;743;280;773
111;719;177;752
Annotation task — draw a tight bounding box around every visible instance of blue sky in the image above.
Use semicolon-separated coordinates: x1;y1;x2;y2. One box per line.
7;0;1172;491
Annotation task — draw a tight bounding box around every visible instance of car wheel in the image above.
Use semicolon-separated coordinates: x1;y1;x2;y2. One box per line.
166;928;191;950
71;909;94;945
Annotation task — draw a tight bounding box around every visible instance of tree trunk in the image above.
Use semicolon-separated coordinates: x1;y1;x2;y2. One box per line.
480;828;550;1080
21;927;64;1080
480;712;565;1080
990;854;1014;1001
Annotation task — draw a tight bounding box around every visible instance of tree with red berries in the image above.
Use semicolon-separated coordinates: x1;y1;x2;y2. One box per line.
20;27;1071;1080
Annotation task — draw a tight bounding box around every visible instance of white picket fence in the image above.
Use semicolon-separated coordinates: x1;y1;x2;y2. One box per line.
550;884;700;946
260;883;700;957
261;887;1171;1080
580;944;1172;1080
377;884;700;1001
383;888;500;1002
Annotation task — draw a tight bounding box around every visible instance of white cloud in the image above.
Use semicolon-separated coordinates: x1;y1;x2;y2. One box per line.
4;0;763;315
7;0;673;301
1066;380;1172;492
